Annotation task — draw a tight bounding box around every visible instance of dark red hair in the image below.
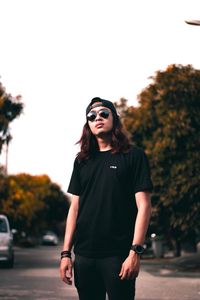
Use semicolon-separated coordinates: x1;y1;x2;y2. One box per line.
76;113;131;161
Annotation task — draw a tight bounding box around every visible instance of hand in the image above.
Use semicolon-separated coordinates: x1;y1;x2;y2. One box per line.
119;251;140;280
60;257;73;285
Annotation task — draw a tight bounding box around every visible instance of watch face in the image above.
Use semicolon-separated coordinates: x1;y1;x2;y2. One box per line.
135;245;144;254
131;244;144;254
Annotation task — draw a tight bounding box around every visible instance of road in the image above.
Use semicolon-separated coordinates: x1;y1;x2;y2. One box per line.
0;245;77;300
0;245;199;300
137;261;200;300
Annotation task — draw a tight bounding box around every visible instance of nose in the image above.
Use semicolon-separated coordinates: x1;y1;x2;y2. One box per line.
95;112;102;121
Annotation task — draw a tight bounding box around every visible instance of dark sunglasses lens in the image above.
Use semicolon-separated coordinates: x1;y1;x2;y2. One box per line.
87;112;97;122
99;110;109;119
87;109;110;122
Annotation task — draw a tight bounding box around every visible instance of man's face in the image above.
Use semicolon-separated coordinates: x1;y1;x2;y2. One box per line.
87;105;114;137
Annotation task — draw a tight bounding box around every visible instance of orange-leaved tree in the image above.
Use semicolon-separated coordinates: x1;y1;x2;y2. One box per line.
0;173;70;237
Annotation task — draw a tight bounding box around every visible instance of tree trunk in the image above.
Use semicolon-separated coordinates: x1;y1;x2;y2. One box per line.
174;239;181;257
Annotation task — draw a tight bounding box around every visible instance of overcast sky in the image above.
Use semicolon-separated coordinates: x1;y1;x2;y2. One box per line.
0;0;200;191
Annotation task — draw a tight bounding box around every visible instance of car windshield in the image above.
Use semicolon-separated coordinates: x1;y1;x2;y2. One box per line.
0;219;8;233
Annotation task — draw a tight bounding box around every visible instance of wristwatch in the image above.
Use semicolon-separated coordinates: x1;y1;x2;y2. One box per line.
131;244;145;255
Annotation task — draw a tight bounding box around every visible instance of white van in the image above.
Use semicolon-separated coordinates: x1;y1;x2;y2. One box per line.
0;214;14;268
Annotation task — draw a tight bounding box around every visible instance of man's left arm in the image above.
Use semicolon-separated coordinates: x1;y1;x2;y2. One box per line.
119;191;151;280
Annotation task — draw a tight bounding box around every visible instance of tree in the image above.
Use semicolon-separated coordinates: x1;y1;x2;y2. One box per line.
121;64;200;256
0;173;70;237
0;81;23;154
39;181;70;235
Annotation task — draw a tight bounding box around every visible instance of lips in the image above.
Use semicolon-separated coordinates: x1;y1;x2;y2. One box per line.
95;123;104;128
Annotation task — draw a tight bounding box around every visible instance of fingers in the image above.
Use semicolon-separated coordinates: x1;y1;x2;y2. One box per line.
119;265;128;280
119;264;124;278
60;259;73;285
119;263;129;280
64;275;73;285
119;263;139;280
120;269;138;280
65;264;73;285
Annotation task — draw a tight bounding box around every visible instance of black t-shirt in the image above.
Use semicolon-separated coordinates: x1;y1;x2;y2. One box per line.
67;146;153;258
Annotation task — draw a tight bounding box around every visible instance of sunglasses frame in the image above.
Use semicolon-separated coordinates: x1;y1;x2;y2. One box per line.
87;109;110;122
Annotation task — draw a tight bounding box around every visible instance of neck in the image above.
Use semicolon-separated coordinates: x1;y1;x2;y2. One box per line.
96;135;112;152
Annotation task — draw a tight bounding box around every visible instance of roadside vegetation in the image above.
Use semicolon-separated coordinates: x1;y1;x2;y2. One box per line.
115;64;200;256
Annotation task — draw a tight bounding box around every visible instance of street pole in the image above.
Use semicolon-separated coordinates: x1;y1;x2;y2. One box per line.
185;19;200;26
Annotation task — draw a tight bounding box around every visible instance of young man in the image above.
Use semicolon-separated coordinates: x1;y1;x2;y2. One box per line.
60;97;153;300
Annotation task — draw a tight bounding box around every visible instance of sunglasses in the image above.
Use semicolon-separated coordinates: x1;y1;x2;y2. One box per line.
87;109;110;122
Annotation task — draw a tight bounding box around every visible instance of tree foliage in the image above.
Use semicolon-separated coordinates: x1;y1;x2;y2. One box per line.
120;64;200;253
0;173;70;236
0;81;23;153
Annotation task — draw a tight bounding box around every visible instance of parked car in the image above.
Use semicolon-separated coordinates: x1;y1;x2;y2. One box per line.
41;231;59;246
0;214;14;268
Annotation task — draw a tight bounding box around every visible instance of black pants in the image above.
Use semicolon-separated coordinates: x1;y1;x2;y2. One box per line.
74;255;136;300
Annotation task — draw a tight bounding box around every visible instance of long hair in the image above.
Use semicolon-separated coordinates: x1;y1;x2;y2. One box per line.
76;113;131;161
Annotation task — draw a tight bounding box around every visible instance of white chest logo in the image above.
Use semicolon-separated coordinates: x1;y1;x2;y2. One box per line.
110;165;117;169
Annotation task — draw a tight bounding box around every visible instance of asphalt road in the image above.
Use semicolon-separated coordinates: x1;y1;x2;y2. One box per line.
0;245;199;300
0;245;77;300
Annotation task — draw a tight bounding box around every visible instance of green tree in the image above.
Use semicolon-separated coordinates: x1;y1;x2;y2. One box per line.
0;81;23;154
121;64;200;256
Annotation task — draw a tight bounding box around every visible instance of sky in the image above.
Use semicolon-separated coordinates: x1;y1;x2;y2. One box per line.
0;0;200;192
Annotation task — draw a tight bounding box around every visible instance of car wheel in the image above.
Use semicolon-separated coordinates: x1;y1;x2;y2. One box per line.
5;254;14;268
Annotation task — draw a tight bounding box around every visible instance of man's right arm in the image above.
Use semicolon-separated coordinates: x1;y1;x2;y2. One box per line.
60;194;79;285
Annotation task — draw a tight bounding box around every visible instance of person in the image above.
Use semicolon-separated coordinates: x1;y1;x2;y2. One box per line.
60;97;153;300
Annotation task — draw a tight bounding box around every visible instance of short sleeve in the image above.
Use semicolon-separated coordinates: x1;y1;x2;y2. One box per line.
132;147;153;194
67;159;81;195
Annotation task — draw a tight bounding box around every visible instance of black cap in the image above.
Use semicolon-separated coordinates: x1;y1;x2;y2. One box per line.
86;97;117;116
